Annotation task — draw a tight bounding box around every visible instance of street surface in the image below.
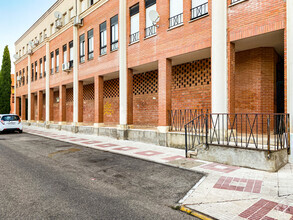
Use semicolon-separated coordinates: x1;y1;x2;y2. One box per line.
0;132;203;219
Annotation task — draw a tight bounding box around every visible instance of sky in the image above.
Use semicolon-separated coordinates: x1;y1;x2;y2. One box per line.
0;0;57;75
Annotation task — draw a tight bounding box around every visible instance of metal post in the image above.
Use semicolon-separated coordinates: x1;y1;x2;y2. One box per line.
267;116;271;159
185;125;188;158
205;114;208;149
288;114;291;155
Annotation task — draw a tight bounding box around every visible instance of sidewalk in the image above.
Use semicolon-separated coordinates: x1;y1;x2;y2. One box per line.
24;125;293;220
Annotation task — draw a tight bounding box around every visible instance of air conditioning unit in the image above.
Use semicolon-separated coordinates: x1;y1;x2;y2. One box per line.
62;63;70;72
27;49;33;55
17;76;22;81
55;19;63;29
34;39;39;45
73;16;83;27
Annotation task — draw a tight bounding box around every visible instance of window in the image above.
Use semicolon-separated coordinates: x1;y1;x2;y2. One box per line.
16;72;18;88
80;34;85;63
26;66;28;84
130;4;140;44
19;70;22;86
145;0;156;37
51;52;54;74
169;0;183;28
31;63;34;82
63;44;67;66
44;56;46;77
87;29;94;60
40;32;43;42
69;41;74;68
56;49;59;72
22;68;25;85
100;21;107;55
35;61;38;81
50;23;54;35
81;0;87;12
69;8;74;18
44;29;47;39
40;58;43;78
110;15;118;51
89;0;94;6
191;0;208;20
63;13;68;25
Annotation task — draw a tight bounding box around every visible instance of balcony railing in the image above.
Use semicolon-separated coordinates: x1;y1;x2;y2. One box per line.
50;68;54;75
55;66;59;73
145;25;156;38
88;51;94;60
130;31;139;44
231;0;244;4
111;41;118;51
191;2;208;20
169;13;183;29
69;60;73;68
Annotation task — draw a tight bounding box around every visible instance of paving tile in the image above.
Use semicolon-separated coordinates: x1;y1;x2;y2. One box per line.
135;151;164;157
95;143;119;148
112;146;138;151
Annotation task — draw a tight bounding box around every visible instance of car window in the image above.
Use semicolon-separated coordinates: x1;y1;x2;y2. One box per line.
1;115;20;121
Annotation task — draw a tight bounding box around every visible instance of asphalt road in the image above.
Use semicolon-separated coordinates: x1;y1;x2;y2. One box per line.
0;132;204;219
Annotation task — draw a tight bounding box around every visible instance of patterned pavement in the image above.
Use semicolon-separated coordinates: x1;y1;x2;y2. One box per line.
24;126;293;220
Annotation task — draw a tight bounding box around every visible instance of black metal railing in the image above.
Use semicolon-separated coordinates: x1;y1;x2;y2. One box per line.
111;41;118;51
169;13;183;28
185;113;290;157
145;25;156;38
130;32;139;44
69;60;73;68
191;2;208;20
170;109;207;132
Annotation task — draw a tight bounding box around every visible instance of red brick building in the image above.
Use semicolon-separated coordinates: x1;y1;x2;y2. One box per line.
13;0;292;146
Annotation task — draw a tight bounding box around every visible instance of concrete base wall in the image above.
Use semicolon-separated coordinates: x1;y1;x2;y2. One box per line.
191;144;288;172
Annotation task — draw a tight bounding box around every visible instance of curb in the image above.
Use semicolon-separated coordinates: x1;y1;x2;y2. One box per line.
179;206;216;220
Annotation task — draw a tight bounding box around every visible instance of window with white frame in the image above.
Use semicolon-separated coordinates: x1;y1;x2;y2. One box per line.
191;0;208;20
88;29;94;59
145;0;156;38
81;0;87;12
100;21;107;55
169;0;183;28
69;8;74;18
31;63;34;81
130;4;139;44
56;49;59;72
63;44;67;66
51;52;54;74
50;23;54;35
110;15;118;51
63;13;68;25
69;41;74;68
80;34;85;63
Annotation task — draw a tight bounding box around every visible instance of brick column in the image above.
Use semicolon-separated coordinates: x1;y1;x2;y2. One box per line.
21;95;26;120
158;58;172;132
94;76;104;125
37;91;43;121
183;0;191;23
228;42;235;114
59;85;66;122
31;93;35;121
16;97;20;116
49;88;54;121
78;81;83;123
127;69;133;124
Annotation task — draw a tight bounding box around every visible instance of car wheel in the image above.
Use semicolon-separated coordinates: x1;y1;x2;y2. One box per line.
19;130;23;134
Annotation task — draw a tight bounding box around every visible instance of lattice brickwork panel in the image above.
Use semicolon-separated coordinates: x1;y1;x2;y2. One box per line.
66;88;73;102
83;84;94;100
133;70;158;95
104;78;119;98
172;58;211;89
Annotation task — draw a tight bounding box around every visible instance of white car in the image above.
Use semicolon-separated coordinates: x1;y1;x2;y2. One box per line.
0;114;23;133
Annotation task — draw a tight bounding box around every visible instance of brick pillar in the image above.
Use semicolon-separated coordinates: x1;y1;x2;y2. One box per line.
228;42;235;114
31;93;35;121
49;88;54;121
21;95;26;120
158;58;172;131
94;76;104;124
127;69;133;124
183;0;191;23
37;91;43;121
59;85;66;122
78;81;83;123
16;97;20;116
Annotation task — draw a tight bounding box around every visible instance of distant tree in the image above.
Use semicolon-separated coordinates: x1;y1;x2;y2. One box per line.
0;46;12;114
